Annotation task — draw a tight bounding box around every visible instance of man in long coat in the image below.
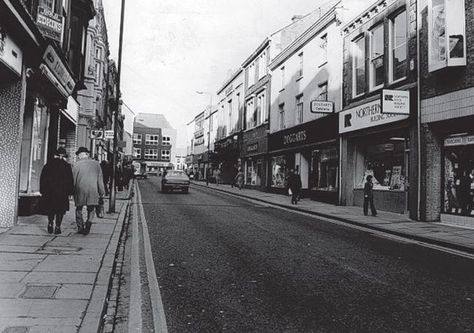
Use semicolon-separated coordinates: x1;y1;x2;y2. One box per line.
73;147;105;235
40;147;74;234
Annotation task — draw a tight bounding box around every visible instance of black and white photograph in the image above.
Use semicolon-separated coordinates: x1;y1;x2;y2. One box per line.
1;0;474;332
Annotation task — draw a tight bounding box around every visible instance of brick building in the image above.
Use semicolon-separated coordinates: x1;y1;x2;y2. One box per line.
419;0;474;226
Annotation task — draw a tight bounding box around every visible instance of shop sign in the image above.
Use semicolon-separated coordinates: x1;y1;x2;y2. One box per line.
194;137;205;146
284;130;307;145
0;27;22;76
194;129;204;138
310;100;334;114
42;45;75;96
247;143;258;153
36;6;63;43
444;135;474;147
381;89;410;115
339;100;408;134
61;96;78;124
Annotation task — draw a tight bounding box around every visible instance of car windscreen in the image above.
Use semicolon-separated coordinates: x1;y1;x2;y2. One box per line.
167;171;188;178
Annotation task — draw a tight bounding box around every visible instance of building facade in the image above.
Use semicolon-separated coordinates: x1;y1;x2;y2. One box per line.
132;113;176;173
340;0;418;216
215;69;245;184
1;0;96;222
419;0;474;226
268;3;345;203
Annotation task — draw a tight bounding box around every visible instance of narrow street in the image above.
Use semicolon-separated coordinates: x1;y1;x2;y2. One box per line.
137;177;474;333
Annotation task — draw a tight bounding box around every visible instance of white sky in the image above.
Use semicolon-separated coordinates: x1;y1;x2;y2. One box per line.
102;0;351;147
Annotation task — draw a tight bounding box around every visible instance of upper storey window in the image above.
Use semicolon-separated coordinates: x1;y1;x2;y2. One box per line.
352;35;366;97
390;10;407;82
428;0;466;72
369;24;384;90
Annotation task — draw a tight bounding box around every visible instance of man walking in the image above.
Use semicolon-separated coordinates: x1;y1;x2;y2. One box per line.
73;147;105;235
287;169;302;205
363;175;377;216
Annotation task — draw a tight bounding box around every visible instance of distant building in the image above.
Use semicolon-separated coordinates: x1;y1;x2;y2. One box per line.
174;147;187;170
132;113;176;173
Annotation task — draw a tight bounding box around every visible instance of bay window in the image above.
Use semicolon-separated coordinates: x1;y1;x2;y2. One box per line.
428;0;466;72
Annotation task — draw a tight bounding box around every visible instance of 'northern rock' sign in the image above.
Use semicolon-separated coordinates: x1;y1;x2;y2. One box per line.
339;99;408;134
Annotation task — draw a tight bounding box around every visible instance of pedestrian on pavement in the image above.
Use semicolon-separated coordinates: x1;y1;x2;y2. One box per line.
73;147;105;235
287;169;302;205
100;160;110;196
39;147;74;234
234;168;244;190
363;175;377;216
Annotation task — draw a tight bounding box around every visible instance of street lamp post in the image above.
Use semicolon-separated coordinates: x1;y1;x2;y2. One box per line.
109;0;126;213
196;91;212;186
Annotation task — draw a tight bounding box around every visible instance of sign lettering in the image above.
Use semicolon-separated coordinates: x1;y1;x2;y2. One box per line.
283;130;307;145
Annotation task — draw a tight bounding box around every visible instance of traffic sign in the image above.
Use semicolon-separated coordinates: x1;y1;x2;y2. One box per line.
90;130;104;139
104;130;114;139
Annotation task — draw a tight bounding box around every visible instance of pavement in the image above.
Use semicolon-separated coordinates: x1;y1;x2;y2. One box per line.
0;189;132;333
193;181;474;255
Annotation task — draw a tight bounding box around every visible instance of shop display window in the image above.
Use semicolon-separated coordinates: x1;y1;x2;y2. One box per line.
444;146;474;216
310;146;338;192
271;156;288;188
245;159;263;186
356;138;407;191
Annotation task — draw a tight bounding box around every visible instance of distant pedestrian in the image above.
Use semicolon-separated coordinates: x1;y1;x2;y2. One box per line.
234;168;244;190
73;147;105;235
100;160;110;196
363;175;377;216
287;169;302;205
215;168;221;185
39;147;74;234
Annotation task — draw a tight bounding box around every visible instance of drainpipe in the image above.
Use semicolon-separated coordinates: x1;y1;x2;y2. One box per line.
416;0;422;221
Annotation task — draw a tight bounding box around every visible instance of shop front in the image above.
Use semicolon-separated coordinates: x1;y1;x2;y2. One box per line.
268;115;339;203
215;134;242;184
18;44;75;216
339;98;411;214
242;125;268;189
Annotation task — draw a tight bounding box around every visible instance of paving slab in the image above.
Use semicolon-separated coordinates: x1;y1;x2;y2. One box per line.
0;253;46;271
54;284;94;300
0;283;25;298
0;245;41;253
0;272;28;283
21;272;96;285
34;255;101;273
0;235;51;247
27;299;88;317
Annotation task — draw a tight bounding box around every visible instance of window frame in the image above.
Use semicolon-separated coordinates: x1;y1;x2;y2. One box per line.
279;103;285;130
369;23;385;91
297;52;304;78
144;148;158;160
352;34;366;98
296;94;304;124
280;66;285;91
318;81;328;101
133;148;141;159
161;149;171;160
145;134;159;145
133;133;142;145
162;136;171;145
320;33;328;65
389;9;408;83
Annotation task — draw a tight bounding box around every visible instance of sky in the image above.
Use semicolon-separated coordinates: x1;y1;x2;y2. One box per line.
101;0;355;147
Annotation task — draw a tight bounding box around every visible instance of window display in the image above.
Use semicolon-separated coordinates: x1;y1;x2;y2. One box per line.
245;159;263;186
444;147;474;216
310;146;338;191
356;138;407;191
271;156;288;188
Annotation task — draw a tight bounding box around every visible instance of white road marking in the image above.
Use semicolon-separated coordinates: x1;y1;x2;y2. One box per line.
128;185;143;332
137;183;169;333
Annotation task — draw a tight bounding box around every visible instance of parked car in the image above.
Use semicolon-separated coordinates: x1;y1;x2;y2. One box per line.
161;170;190;193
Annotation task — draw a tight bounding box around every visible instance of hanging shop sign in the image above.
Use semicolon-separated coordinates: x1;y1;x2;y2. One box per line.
339;99;408;134
310;100;334;114
36;6;63;43
104;130;114;139
0;27;22;76
444;135;474;147
381;89;410;115
42;45;75;96
194;129;204;138
194;137;205;146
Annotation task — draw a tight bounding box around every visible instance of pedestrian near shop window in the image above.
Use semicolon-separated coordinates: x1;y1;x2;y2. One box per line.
363;175;377;216
100;160;110;196
234;168;244;190
73;147;105;235
39;147;74;234
287;169;302;205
